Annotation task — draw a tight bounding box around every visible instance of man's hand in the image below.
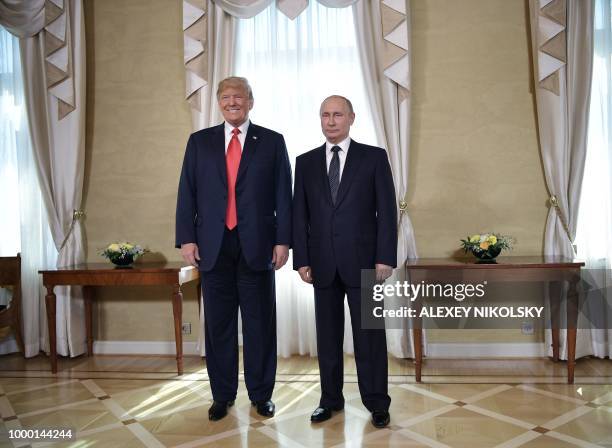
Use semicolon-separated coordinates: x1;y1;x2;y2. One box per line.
180;243;200;268
272;245;289;270
297;266;313;284
375;263;393;283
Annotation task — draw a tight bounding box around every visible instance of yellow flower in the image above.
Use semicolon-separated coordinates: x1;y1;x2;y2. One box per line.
122;243;134;250
480;241;490;250
469;234;480;243
488;235;497;245
108;243;120;252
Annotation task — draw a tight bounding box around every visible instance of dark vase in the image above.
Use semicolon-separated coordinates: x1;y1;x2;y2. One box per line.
110;253;134;268
471;246;502;263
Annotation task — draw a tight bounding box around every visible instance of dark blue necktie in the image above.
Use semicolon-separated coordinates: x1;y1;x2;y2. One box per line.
328;145;341;204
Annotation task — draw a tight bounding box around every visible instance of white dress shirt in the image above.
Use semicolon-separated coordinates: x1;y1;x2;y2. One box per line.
224;120;250;154
325;136;351;181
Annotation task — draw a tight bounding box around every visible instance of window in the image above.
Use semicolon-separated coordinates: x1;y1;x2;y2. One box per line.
0;27;24;258
233;3;375;355
575;0;612;268
234;3;378;162
0;27;55;347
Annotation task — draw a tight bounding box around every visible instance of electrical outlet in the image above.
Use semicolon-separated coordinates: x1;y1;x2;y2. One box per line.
521;321;534;335
182;322;191;335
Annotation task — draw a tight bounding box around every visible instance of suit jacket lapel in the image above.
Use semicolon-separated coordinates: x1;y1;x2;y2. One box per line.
212;124;227;187
334;140;362;208
316;144;333;206
236;122;260;186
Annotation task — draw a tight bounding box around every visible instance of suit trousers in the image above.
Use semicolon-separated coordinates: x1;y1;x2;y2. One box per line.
201;228;276;402
314;272;391;411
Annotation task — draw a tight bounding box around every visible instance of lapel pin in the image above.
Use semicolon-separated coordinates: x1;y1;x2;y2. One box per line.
253;136;258;140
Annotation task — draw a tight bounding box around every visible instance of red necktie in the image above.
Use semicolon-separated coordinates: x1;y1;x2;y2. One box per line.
225;128;241;230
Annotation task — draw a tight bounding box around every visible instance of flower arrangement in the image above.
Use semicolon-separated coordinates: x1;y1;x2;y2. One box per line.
460;233;514;261
100;242;148;267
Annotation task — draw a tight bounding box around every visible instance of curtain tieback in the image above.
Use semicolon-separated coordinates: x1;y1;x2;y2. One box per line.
399;200;407;214
549;195;575;253
59;209;86;252
398;200;408;234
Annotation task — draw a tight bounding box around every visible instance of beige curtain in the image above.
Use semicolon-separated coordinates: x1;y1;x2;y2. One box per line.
1;0;87;357
184;0;238;131
528;0;593;359
352;0;418;358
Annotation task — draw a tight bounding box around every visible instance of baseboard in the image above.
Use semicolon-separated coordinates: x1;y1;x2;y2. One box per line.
93;341;201;356
426;342;547;358
92;341;547;358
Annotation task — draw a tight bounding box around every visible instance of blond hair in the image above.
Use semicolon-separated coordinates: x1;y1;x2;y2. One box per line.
216;77;254;101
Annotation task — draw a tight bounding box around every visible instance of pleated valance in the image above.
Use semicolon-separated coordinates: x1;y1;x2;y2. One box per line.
0;0;45;37
184;0;410;113
0;0;77;119
203;0;359;20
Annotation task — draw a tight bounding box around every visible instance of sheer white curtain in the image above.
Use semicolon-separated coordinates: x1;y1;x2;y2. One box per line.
0;26;56;356
528;0;594;360
575;0;612;358
234;3;379;356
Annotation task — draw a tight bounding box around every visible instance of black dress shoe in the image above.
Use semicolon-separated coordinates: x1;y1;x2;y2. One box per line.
251;399;275;417
371;410;390;428
208;400;234;421
310;405;343;423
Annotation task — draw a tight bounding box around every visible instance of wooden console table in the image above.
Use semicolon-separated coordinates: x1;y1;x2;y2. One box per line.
405;256;584;383
39;262;199;375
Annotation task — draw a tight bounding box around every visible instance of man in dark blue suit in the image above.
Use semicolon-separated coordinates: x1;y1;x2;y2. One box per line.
293;95;397;428
176;77;292;421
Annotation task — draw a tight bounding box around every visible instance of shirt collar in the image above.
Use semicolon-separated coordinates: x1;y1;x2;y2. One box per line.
326;136;351;154
224;119;250;137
